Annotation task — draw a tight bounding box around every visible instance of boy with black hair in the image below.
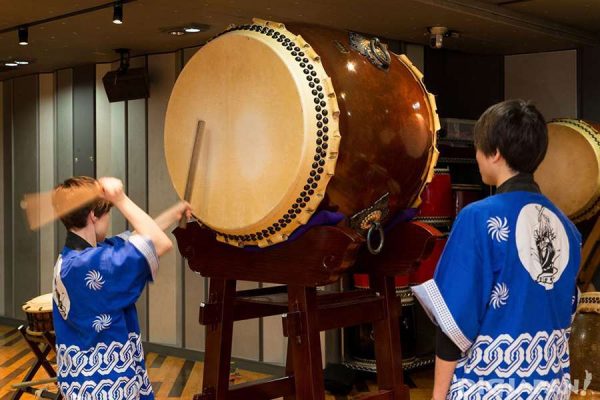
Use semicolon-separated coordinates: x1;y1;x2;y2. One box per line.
413;100;581;399
52;176;191;399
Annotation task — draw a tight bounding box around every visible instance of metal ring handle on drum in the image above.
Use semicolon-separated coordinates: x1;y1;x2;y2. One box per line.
370;38;391;69
367;222;385;255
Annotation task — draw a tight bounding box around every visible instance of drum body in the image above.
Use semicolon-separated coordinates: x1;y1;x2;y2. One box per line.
410;224;447;285
453;184;485;216
352;275;416;364
570;292;600;392
164;19;439;247
535;119;600;223
415;168;454;226
349;224;442;369
22;293;54;333
572;390;600;399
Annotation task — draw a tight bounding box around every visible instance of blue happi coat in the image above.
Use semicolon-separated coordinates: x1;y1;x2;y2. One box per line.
52;231;158;399
413;190;581;399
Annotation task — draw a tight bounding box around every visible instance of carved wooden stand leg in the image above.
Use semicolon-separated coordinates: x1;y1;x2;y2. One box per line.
285;285;325;400
371;275;410;399
194;278;236;400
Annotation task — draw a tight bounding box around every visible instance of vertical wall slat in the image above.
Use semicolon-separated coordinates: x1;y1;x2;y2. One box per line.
232;281;260;360
147;52;181;345
39;74;56;294
262;285;286;365
55;69;74;255
12;75;40;317
0;81;4;315
95;64;112;181
128;55;150;340
73;65;96;177
4;81;13;317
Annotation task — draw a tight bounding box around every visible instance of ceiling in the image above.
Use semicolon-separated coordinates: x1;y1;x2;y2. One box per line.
1;0;599;80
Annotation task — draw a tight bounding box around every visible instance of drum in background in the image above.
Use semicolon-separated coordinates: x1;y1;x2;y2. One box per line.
453;183;486;216
572;390;600;399
415;168;453;230
22;293;54;333
410;223;447;285
164;19;439;247
570;292;600;392
351;274;416;364
535;119;600;223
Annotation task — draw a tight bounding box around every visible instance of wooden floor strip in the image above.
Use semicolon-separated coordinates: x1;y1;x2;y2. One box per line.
0;359;33;388
154;356;186;398
0;331;20;347
180;362;204;398
0;341;28;362
0;329;17;339
0;348;30;368
168;359;195;398
151;381;162;394
151;354;166;368
2;334;23;348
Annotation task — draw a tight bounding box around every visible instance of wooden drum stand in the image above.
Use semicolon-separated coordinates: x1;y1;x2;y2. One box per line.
174;221;437;400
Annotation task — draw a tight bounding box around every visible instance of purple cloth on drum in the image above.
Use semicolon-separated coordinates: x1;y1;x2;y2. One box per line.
288;210;346;240
243;210;345;251
385;208;419;231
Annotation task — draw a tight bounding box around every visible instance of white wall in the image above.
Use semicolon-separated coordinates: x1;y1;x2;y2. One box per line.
505;50;577;120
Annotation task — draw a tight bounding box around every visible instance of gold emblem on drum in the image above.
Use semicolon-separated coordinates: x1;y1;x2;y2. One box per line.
360;211;383;230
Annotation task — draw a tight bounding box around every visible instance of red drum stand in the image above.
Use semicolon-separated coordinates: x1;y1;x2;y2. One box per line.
174;221;436;400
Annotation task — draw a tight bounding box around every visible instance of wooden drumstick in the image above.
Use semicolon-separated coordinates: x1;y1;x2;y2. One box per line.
179;119;206;228
21;184;102;231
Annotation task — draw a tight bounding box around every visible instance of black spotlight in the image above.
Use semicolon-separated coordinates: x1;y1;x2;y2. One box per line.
113;1;123;24
18;26;28;46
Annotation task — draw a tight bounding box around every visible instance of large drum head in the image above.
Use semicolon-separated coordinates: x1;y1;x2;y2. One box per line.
535;120;600;222
165;23;340;246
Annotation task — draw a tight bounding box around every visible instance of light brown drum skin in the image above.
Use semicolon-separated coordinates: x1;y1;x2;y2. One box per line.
569;293;600;392
288;24;438;216
22;293;54;333
535;119;600;223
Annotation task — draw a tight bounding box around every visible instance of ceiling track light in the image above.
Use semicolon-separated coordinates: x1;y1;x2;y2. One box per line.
18;25;28;45
184;26;202;33
164;23;210;36
113;1;123;24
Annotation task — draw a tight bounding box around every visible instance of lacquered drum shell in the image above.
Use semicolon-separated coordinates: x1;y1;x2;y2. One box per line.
570;312;600;391
285;24;438;219
417;172;454;220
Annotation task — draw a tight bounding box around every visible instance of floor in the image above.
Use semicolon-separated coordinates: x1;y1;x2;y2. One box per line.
0;324;434;399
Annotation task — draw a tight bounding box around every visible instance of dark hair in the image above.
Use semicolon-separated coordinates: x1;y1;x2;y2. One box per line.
53;176;112;230
474;99;548;173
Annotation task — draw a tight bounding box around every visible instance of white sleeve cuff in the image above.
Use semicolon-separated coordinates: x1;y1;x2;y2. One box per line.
412;279;473;352
116;231;133;241
129;234;159;281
